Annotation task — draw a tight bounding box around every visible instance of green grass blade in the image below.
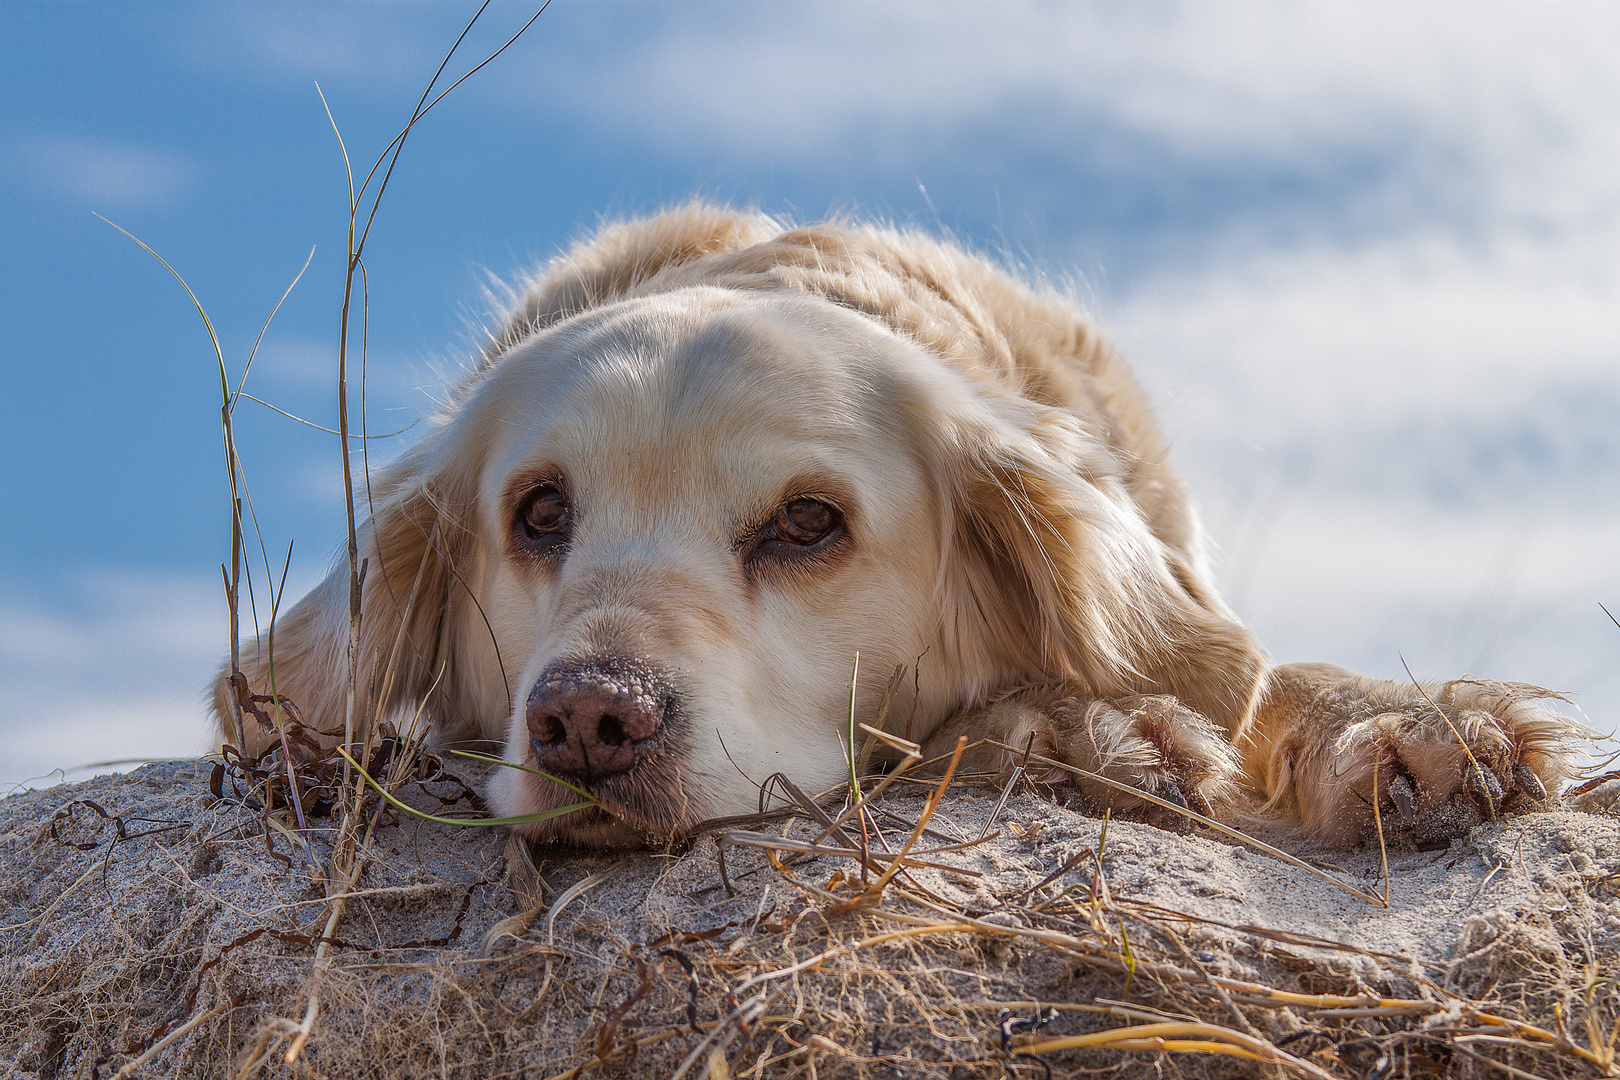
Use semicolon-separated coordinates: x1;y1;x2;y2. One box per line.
235;245;316;402
95;214;229;405
444;749;598;802
338;749;594;827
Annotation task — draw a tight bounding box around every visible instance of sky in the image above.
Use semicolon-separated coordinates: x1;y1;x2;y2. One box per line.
2;1;1617;788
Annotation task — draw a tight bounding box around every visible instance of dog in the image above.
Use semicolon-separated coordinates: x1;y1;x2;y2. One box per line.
215;204;1587;849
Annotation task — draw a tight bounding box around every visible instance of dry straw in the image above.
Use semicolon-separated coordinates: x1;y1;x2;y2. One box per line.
5;730;1619;1077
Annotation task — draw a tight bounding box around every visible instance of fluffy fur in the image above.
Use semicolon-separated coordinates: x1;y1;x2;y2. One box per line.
216;205;1588;849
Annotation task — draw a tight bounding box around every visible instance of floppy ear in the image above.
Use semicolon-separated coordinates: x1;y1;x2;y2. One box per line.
932;390;1266;739
213;448;505;756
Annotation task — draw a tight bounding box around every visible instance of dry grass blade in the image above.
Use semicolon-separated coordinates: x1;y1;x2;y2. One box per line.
666;994;769;1080
233;393;420;440
196;6;555;1070
979;731;1036;840
92;214;303;754
866;736;967;895
1449;1040;1559;1080
719;831;984;877
1371;752;1391;906
108;997;238;1079
1022;1020;1339;1079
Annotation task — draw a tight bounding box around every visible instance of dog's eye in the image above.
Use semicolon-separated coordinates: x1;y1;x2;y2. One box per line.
772;499;839;546
746;497;848;570
519;486;571;541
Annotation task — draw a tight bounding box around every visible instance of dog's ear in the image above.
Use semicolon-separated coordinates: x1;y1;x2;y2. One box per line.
213;448;503;756
931;389;1265;737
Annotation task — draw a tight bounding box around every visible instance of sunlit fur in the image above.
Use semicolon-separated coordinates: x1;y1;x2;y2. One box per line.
215;205;1587;849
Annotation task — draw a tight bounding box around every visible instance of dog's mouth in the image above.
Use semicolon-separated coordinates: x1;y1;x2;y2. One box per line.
508;744;702;848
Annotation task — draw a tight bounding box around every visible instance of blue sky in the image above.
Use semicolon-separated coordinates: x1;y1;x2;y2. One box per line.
3;2;1618;785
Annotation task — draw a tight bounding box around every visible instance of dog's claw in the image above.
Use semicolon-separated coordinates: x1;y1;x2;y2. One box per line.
1386;770;1418;823
1512;763;1548;804
1466;764;1506;810
1153;784;1198;833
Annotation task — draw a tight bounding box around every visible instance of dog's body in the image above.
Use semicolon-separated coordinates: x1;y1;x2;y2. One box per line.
217;206;1583;848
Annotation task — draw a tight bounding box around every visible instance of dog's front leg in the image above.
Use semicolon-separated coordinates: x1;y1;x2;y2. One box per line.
1248;662;1587;847
923;685;1242;831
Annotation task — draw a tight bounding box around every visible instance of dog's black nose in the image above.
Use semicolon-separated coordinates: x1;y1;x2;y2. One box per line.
525;658;667;780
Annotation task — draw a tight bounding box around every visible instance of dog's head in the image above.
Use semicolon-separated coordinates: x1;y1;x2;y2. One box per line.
472;287;967;844
403;285;1108;846
229;210;1248;847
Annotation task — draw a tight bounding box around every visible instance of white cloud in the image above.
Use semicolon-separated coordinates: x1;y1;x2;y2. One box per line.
521;4;1620;177
1102;232;1620;736
1114;234;1620;475
242;338;445;407
1209;494;1620;738
0;564;343;791
212;4;1620;266
1;696;212;792
17;134;194;209
1088;187;1620;733
0;574;230;789
209;2;1620;242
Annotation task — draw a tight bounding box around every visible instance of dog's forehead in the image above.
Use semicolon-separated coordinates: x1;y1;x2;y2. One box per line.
478;288;923;507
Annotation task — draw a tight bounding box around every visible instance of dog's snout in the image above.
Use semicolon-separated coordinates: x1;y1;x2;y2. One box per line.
525;659;668;780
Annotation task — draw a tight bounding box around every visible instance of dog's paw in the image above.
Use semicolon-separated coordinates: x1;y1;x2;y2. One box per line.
986;693;1242;832
1288;676;1585;848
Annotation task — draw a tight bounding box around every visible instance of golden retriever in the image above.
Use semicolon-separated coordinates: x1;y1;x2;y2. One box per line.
216;205;1585;849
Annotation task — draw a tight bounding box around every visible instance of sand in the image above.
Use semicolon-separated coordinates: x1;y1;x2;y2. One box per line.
2;760;1616;1078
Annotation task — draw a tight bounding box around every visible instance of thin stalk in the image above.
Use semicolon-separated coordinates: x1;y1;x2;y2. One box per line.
265;542;319;874
283;11;552;1068
94;214;303;754
844;651;861;803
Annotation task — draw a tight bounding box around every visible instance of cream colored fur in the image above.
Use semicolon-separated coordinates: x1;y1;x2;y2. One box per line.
216;205;1588;849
